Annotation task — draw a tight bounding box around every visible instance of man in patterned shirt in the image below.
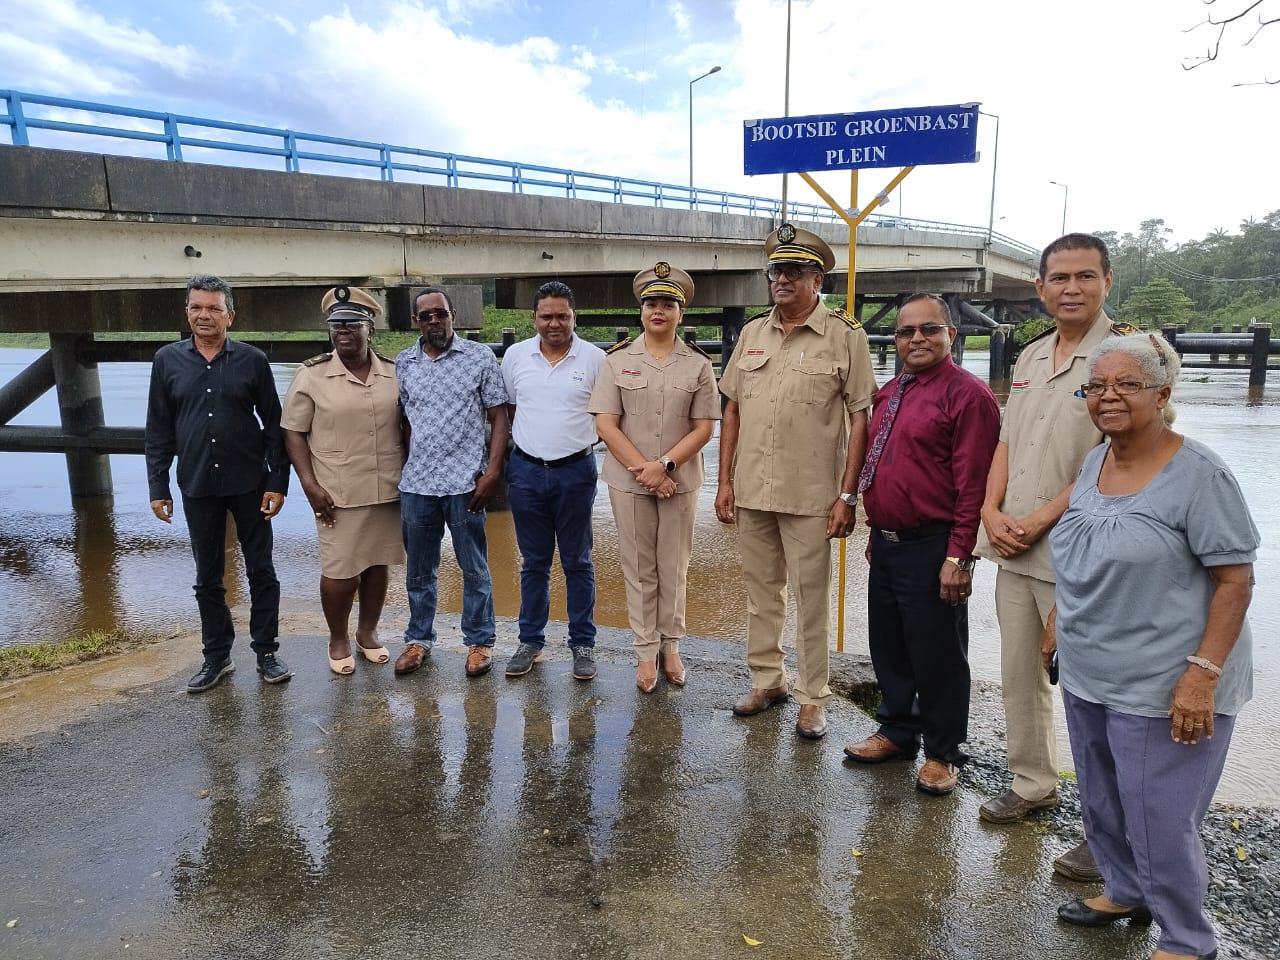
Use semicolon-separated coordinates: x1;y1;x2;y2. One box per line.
394;286;510;679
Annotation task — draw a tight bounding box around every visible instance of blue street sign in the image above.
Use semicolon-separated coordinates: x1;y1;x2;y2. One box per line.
743;102;980;175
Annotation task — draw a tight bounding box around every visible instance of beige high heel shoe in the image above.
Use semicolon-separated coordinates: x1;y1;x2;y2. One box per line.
328;644;355;675
635;660;658;694
356;634;390;664
659;647;686;686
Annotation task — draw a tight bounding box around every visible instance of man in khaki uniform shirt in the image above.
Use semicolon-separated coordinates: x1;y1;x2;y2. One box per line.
589;263;721;691
976;234;1132;880
717;223;876;740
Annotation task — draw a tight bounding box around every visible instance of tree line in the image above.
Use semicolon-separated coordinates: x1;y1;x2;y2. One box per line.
1094;211;1280;330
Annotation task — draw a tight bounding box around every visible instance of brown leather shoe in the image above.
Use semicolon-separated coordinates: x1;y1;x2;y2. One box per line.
916;758;960;796
465;646;493;678
795;704;828;740
979;787;1059;823
843;732;919;764
394;644;428;676
732;685;790;716
1053;840;1103;882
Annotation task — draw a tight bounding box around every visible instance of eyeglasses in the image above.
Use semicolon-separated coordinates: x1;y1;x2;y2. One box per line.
894;324;947;340
416;309;451;322
328;320;368;331
1075;380;1157;398
766;265;816;283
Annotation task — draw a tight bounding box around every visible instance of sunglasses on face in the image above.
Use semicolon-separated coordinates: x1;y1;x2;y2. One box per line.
894;324;948;340
416;309;451;322
766;265;816;283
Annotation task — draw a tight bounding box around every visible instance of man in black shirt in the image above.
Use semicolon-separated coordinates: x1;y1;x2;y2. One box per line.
146;275;292;692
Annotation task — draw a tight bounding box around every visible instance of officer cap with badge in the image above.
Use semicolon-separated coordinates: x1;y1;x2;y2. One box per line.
320;285;383;325
632;261;695;306
765;222;836;274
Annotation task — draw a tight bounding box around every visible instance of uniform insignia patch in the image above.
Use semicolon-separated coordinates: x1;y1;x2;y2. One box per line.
778;223;796;244
621;368;642;375
1111;320;1138;335
606;337;633;354
334;286;350;303
831;307;862;330
302;352;333;367
1011;378;1030;390
654;261;671;279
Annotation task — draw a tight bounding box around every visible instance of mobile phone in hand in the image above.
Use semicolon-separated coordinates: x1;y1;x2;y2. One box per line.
1049;650;1059;686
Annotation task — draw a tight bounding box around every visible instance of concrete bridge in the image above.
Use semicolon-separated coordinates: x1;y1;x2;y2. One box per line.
0;144;1037;333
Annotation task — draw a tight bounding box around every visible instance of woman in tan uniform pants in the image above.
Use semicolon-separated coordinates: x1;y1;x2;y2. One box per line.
588;263;720;692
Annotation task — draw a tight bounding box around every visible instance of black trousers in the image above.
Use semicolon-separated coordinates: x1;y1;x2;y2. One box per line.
181;488;280;663
867;528;970;766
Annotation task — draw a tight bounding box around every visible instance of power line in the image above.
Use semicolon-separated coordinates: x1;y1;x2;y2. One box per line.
1151;252;1280;284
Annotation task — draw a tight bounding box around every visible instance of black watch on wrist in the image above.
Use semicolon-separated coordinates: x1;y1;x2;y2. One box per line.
661;456;677;473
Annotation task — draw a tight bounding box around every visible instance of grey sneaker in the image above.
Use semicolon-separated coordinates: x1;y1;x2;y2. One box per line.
571;646;597;681
506;642;542;677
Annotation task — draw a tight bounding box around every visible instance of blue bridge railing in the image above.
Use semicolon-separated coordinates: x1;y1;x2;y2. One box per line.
1;89;1038;257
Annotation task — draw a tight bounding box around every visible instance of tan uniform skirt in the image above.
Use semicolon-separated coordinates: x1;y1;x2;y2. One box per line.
316;500;406;579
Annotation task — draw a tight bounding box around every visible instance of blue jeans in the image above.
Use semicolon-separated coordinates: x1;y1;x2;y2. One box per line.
401;491;496;649
506;452;597;647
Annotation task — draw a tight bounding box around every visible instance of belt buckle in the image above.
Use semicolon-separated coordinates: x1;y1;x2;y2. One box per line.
881;530;900;543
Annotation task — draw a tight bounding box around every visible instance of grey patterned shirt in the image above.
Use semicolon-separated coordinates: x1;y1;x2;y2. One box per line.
397;336;507;496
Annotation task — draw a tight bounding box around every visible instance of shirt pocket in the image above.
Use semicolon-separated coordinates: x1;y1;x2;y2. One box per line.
787;358;839;404
737;353;770;399
616;375;648;416
669;376;700;417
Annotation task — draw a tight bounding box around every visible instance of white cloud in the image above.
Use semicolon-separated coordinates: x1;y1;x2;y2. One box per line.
6;0;195;72
668;0;692;36
207;0;238;26
271;14;298;35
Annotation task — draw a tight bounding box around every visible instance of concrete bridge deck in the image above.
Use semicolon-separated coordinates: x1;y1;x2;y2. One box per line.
0;145;1036;332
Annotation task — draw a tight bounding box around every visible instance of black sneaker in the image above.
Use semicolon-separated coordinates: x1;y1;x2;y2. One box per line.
188;658;234;694
505;642;541;677
256;653;294;685
571;646;597;681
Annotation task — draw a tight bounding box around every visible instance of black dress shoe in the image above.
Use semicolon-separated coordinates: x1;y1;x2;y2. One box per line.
256;653;293;684
1056;898;1153;927
188;659;234;693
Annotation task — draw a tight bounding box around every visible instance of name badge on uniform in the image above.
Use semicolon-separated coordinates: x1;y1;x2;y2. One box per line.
746;348;766;356
1011;378;1030;391
621;368;642;376
571;369;586;384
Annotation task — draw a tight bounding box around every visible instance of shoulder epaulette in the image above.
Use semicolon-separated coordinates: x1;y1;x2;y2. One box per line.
1024;325;1056;347
606;337;633;355
830;307;862;331
1109;320;1138;335
302;352;333;367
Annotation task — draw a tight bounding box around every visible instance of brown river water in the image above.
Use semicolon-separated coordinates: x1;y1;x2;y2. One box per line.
1;347;1277;805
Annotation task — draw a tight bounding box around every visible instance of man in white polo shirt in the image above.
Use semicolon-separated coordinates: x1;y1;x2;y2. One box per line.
501;281;607;680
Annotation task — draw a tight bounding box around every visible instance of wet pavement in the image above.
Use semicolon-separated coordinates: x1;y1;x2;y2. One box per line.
2;618;1259;960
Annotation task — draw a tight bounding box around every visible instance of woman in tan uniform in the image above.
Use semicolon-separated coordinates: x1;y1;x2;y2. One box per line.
282;286;406;675
588;263;720;692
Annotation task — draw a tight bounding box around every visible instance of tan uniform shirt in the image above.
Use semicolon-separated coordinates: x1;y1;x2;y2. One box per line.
719;301;876;517
975;311;1123;581
281;351;403;508
587;337;721;495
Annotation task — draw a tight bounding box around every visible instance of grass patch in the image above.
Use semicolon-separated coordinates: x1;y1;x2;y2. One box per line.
0;629;159;681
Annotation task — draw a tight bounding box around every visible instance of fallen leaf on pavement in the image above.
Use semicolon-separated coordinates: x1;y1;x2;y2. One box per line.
5;919;17;929
742;935;762;947
850;848;862;858
1235;847;1247;861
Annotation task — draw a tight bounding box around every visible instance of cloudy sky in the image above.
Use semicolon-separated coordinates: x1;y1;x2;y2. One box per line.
2;0;1276;248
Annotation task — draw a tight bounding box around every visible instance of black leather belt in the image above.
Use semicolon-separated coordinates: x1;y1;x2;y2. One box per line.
513;444;593;468
875;522;952;543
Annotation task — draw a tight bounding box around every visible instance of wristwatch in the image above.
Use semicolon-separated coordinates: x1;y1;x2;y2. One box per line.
838;492;856;506
661;456;677;473
945;556;976;572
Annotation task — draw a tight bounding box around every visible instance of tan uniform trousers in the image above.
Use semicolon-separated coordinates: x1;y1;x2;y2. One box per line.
995;566;1059;800
737;507;833;706
608;488;697;661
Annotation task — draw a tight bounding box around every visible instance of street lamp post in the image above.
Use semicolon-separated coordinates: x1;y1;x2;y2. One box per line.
688;65;722;197
980;110;999;244
1049;179;1069;235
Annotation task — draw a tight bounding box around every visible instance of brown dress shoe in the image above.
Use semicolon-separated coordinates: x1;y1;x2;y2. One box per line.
465;646;493;678
979;787;1059;824
394;644;428;676
795;704;828;740
732;685;790;716
843;732;919;764
1053;840;1103;882
916;758;960;796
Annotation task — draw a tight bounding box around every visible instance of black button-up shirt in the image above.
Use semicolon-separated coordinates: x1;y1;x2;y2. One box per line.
145;337;290;501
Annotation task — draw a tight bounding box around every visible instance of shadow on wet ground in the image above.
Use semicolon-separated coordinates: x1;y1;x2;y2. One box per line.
0;620;1262;960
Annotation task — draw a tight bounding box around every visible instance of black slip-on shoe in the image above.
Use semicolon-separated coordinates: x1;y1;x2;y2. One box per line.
256;653;293;684
1056;898;1153;927
188;659;235;693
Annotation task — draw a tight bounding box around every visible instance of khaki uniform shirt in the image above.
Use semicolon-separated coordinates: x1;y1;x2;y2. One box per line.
719;301;876;516
976;311;1124;581
587;337;721;495
281;351;403;508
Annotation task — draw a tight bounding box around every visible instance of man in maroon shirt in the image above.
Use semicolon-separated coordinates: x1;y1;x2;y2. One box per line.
843;293;1001;795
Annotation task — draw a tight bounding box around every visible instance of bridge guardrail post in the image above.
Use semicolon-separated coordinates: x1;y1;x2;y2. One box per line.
284;131;299;172
5;91;29;145
164;115;183;161
1210;324;1222;363
380;145;393;182
1250;324;1271;388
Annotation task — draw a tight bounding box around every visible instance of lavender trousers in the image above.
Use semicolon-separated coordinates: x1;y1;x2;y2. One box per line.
1063;689;1234;957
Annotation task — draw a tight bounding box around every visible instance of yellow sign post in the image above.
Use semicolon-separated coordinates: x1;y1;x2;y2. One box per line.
796;165;916;652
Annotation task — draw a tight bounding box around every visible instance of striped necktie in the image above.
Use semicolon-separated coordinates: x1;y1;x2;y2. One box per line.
857;373;916;495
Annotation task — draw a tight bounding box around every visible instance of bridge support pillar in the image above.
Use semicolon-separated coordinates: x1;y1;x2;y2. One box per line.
1250;324;1271;388
50;333;113;501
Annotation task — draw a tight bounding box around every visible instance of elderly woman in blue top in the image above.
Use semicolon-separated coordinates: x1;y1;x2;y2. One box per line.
1043;333;1258;960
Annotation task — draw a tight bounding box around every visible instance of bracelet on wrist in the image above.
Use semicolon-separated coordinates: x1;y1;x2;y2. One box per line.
1186;655;1223;678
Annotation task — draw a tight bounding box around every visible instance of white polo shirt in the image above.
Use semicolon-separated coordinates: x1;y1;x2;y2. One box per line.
502;333;606;460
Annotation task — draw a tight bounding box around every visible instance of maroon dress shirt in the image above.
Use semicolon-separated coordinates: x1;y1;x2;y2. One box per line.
861;356;1001;557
